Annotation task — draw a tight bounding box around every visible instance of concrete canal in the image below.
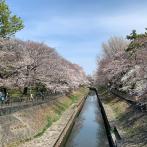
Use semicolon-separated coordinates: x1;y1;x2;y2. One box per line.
65;94;109;147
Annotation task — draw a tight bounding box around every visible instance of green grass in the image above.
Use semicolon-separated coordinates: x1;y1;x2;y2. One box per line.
34;101;69;138
125;126;139;137
33;94;80;139
70;95;78;103
34;117;52;138
8;89;22;97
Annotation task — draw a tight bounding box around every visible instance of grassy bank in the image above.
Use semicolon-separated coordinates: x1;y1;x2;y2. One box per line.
7;87;88;147
98;87;147;147
34;87;88;138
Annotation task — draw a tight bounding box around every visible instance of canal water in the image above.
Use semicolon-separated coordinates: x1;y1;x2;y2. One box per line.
65;94;109;147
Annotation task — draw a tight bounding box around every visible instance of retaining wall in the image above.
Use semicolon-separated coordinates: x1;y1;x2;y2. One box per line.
53;96;86;147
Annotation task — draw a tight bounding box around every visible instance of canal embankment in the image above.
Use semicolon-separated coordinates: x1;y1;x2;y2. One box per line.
99;88;147;147
0;87;88;147
18;89;110;147
18;87;88;147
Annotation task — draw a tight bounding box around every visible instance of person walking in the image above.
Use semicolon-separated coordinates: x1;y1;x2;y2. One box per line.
0;91;5;104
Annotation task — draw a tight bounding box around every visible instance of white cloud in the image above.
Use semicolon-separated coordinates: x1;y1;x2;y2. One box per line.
17;8;147;40
15;4;147;74
98;9;147;34
16;16;100;39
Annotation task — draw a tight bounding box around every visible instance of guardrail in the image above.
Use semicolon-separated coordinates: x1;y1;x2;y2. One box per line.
0;94;63;116
89;87;120;147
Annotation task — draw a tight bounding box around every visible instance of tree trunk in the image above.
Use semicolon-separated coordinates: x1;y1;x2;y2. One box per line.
23;87;28;95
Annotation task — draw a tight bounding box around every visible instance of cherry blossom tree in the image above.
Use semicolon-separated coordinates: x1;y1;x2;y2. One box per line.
95;37;130;89
96;34;147;101
0;38;88;98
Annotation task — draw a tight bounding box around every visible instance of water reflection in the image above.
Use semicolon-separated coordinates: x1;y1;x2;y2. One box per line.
65;94;109;147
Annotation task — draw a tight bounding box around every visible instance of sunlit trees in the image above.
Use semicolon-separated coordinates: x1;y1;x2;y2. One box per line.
0;0;24;38
0;0;87;99
96;37;130;88
126;30;137;41
0;38;87;98
96;33;147;101
102;36;129;58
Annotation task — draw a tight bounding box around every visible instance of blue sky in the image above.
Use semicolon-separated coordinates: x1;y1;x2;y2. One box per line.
6;0;147;74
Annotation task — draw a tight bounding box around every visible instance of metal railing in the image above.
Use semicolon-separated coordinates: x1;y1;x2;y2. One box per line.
0;93;63;116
